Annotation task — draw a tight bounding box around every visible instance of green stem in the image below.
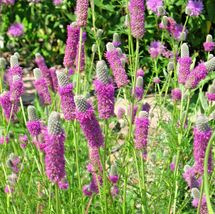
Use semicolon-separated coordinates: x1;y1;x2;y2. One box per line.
197;182;204;214
204;131;215;214
20;97;27;126
55;184;60;214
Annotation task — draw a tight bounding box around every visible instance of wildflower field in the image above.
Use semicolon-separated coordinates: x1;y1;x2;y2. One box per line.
0;0;215;213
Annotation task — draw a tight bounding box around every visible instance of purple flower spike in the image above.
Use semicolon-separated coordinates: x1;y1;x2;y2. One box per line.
63;23;80;69
193;115;212;175
111;185;119;197
83;185;92;196
112;33;121;47
149;41;165;58
134;111;149;151
186;0;203;17
203;35;215;52
75;31;86;72
105;43;129;88
134;76;144;100
191;188;208;213
33;68;52;105
75;95;104;148
206;83;215;101
178;43;192;85
183;165;200;188
75;0;88;27
94;60;115;119
35;53;52;87
44;112;67;185
26;105;41;136
49;67;59;92
128;0;145;39
136;68;144;77
0;91;18;121
7;23;24;37
10;75;24;102
109;164;119;184
171;88;182;101
57;71;76;120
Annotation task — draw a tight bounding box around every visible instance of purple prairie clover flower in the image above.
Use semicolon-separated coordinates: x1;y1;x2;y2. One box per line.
111;185;119;197
4;185;14;194
53;0;62;5
116;107;125;119
75;95;104;148
109;164;119;184
94;60;115;119
9;75;24;102
134;111;149;151
178;43;192;85
0;91;18;121
105;43;129;88
146;0;163;15
191;188;208;213
83;185;92;196
128;0;145;39
193;115;212;175
136;68;144;77
49;67;58;92
63;23;80;69
134;76;144;100
206;84;215;101
173;24;187;41
112;33;121;47
149;41;165;58
7;23;23;37
2;0;15;5
56;71;76;120
26;105;41;136
33;68;52;105
142;102;151;113
0;135;9;144
7;55;23;85
35;53;52;87
186;0;203;17
19;135;28;143
75;0;88;27
203;34;215;52
75;31;86;72
58;178;69;190
6;153;20;174
44;112;67;187
153;77;161;84
171;88;182;101
183;165;200;188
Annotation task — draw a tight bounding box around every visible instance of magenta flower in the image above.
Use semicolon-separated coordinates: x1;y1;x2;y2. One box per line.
2;0;15;5
171;88;182;101
7;23;24;37
153;77;161;84
193;115;212;175
111;185;119;197
183;165;200;188
149;41;165;58
186;0;203;17
75;31;86;72
53;0;62;5
0;136;9;144
134;76;144;100
206;84;215;101
49;67;58;92
33;68;52;105
75;0;88;27
105;43;129;88
75;96;104;148
128;0;145;39
44;112;67;188
57;71;76;120
63;23;80;69
136;68;144;77
35;53;52;87
9;75;24;102
116;107;125;119
146;0;163;15
0;91;18;121
134;111;149;151
82;185;92;196
142;102;151;113
112;33;121;47
203;35;215;52
94;60;115;119
109;164;119;184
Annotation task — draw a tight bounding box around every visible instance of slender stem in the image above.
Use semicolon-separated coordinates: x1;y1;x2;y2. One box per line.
197;182;204;214
20;97;27;126
204;131;215;214
76;27;83;95
55;184;60;214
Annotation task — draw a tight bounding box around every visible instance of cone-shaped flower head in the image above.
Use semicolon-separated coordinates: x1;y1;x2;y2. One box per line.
146;0;163;15
75;0;88;27
134;76;144;100
35;53;51;86
10;55;19;68
75;95;104;147
171;88;182;101
109;163;119;184
206;82;215;101
204;57;215;72
203;34;215;52
26;105;41;136
44;112;67;187
94;60;115;119
178;43;192;84
10;75;24;102
128;0;145;39
113;33;121;47
33;68;52;105
193;115;212;174
105;42;129;88
63;22;80;69
186;0;203;17
57;71;76;120
134;111;149;151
